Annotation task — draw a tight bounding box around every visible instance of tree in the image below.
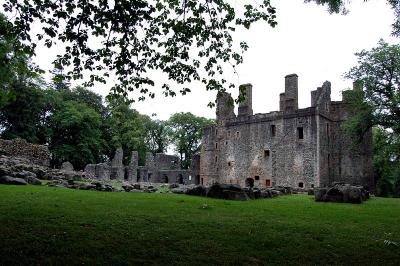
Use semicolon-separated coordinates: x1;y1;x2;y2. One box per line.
305;0;400;36
144;119;171;155
343;40;400;196
344;40;400;136
3;1;277;105
0;12;40;107
0;81;52;144
107;97;148;165
373;128;400;196
168;112;213;169
49;101;104;169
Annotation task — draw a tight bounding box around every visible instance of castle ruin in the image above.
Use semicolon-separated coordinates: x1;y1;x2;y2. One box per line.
199;74;374;190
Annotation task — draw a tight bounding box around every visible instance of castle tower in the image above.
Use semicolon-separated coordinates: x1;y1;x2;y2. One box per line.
216;92;235;124
280;74;299;112
238;84;253;117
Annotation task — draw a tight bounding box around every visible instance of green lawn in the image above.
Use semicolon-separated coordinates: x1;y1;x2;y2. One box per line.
0;185;399;265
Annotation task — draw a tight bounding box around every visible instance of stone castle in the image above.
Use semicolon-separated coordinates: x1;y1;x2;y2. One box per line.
199;74;374;190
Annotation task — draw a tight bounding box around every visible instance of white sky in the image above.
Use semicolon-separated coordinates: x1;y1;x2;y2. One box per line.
27;0;399;120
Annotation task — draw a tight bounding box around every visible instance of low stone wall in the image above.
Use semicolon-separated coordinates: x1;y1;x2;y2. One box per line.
0;138;50;167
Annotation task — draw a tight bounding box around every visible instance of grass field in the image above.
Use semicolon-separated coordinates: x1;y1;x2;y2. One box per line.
0;185;399;265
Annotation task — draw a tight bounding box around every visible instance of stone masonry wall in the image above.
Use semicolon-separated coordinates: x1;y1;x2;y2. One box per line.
200;74;374;190
0;138;50;167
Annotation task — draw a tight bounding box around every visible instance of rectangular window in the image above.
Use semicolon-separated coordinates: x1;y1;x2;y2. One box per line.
215;142;218;149
264;150;270;157
255;176;260;181
236;131;240;139
297;127;304;139
215;156;218;163
265;179;271;187
270;125;276;137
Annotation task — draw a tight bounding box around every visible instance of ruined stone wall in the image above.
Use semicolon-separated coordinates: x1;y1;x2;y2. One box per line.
327;101;374;190
212;110;319;189
200;74;374;190
0;138;50;167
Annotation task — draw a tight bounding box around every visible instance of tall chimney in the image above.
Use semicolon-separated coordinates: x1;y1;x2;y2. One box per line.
284;74;298;110
238;84;253;116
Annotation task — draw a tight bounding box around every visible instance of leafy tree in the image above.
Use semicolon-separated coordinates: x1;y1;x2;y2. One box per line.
168;112;213;169
145;119;171;155
49;101;104;169
0;12;40;107
3;1;277;105
0;81;52;144
372;128;400;196
343;40;400;196
344;40;400;136
107;97;148;165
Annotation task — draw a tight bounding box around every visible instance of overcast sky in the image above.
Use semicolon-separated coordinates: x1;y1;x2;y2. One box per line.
29;0;398;120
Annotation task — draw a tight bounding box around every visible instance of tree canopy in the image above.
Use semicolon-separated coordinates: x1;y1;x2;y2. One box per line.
343;40;400;197
3;0;277;105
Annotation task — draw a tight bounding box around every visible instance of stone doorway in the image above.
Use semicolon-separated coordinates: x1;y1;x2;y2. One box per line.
245;178;254;188
161;174;169;183
176;174;183;184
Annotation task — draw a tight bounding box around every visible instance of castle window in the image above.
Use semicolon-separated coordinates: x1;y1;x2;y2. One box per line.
215;129;218;136
298;182;304;188
215;156;218;163
326;123;330;141
265;179;271;187
215;142;218;149
227;130;231;137
255;176;260;181
311;184;314;188
225;141;228;145
270;125;276;137
228;161;231;167
297;127;304;139
236;131;240;138
264;149;270;157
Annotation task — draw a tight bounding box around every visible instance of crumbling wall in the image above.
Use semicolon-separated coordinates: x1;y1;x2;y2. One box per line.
0;138;50;167
201;74;374;190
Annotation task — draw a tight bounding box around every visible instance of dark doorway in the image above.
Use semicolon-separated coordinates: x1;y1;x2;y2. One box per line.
124;168;129;180
195;175;200;185
245;178;254;188
176;174;183;184
161;174;169;183
265;179;271;187
147;173;152;182
298;182;304;188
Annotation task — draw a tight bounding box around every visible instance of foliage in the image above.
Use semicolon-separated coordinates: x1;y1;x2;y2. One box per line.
344;40;400;135
0;81;52;144
168;112;213;169
373;128;400;197
3;0;277;105
145;119;171;155
49;101;104;169
342;40;400;196
305;0;400;36
107;97;149;165
1;187;400;265
0;13;41;107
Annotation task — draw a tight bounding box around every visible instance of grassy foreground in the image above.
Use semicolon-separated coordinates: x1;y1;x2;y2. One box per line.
0;185;399;265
